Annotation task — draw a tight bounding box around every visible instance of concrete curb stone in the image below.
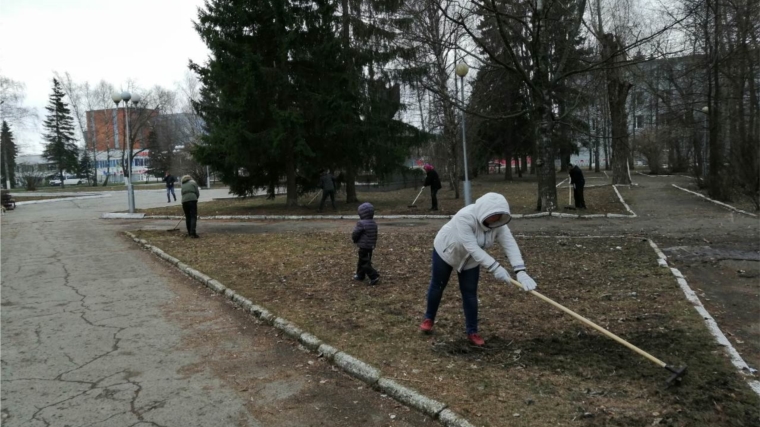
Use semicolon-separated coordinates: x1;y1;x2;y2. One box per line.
238;297;253;311
207;279;226;294
438;409;477;427
185;267;212;285
257;309;276;324
223;288;236;300
273;317;304;339
317;343;340;361
298;332;322;352
333;352;381;386
377;378;447;418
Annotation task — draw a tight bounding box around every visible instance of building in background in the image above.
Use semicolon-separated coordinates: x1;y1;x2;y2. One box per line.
85;108;158;152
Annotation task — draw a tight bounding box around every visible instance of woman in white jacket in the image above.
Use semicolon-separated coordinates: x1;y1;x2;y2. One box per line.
419;192;537;346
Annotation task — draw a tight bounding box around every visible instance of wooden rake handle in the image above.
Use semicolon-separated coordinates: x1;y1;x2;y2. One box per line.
508;278;667;368
411;186;425;205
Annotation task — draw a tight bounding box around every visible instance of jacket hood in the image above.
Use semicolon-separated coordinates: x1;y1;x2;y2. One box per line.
473;193;511;229
181;175;193;183
358;202;374;219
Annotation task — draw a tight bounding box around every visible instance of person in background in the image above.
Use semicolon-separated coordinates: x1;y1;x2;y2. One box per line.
568;163;586;209
163;172;177;203
423;164;442;211
318;170;337;212
181;175;200;238
419;193;538;346
351;202;380;286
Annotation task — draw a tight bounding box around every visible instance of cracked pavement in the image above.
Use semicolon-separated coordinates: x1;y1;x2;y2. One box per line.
1;190;436;427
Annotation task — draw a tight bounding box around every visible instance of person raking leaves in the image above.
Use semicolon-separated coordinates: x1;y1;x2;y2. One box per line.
181;175;200;238
423;164;442;211
419;192;537;346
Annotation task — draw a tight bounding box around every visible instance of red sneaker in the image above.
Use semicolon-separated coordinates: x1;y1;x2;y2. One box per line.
467;333;485;346
419;318;434;333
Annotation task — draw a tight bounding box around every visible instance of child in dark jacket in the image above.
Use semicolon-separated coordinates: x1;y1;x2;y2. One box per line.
352;202;380;285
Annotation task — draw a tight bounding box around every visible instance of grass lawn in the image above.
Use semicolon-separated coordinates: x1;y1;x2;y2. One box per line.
138;173;627;217
134;229;759;426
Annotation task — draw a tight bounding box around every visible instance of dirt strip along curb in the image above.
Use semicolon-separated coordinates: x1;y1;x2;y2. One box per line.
105;209;636;221
123;231;475;427
647;239;760;396
16;194;111;206
671;184;757;218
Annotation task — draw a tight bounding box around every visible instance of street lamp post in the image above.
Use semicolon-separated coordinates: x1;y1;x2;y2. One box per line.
455;62;472;205
112;91;140;213
0;100;10;190
701;106;708;178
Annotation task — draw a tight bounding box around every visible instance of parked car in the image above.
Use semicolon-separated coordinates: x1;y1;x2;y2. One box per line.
49;177;85;186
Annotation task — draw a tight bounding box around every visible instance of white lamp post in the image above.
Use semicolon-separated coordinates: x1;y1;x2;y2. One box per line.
701;106;708;178
112;91;140;213
455;62;472;205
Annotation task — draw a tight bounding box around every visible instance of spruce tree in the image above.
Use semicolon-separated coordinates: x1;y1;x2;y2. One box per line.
78;149;93;184
42;78;79;188
1;120;18;189
190;0;343;206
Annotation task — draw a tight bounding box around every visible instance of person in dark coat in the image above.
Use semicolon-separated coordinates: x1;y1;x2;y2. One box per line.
351;202;380;285
318;170;336;212
163;172;177;203
423;164;442;211
568;163;586;209
181;175;200;238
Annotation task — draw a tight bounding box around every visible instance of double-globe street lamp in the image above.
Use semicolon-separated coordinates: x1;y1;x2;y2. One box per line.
455;62;472;206
112;91;141;213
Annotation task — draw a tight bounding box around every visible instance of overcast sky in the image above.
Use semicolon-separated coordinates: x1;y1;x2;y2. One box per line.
0;0;209;154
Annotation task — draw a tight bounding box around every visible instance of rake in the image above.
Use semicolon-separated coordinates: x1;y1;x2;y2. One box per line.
408;186;425;208
509;278;687;384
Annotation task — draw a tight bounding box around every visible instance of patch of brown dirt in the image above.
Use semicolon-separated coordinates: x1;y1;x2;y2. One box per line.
135;230;760;427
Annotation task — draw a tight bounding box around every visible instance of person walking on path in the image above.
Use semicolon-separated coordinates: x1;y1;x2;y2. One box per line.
423;164;442;211
351;202;380;286
419;192;538;346
318;170;337;212
568;163;586;209
181;175;200;238
163;172;177;203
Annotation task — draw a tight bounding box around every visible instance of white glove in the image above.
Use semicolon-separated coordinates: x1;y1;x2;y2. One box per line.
516;271;537;292
493;266;510;283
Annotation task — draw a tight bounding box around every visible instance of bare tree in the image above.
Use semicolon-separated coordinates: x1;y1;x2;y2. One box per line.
0;76;38;131
402;0;469;198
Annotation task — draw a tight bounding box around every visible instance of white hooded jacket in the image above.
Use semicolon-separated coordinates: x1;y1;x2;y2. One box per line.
433;193;526;273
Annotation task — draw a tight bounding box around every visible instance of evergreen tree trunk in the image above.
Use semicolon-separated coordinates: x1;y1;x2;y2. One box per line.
504;143;513;181
345;167;358;203
285;141;298;207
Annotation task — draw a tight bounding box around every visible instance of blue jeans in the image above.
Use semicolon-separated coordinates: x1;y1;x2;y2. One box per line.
424;249;480;334
167;187;176;201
